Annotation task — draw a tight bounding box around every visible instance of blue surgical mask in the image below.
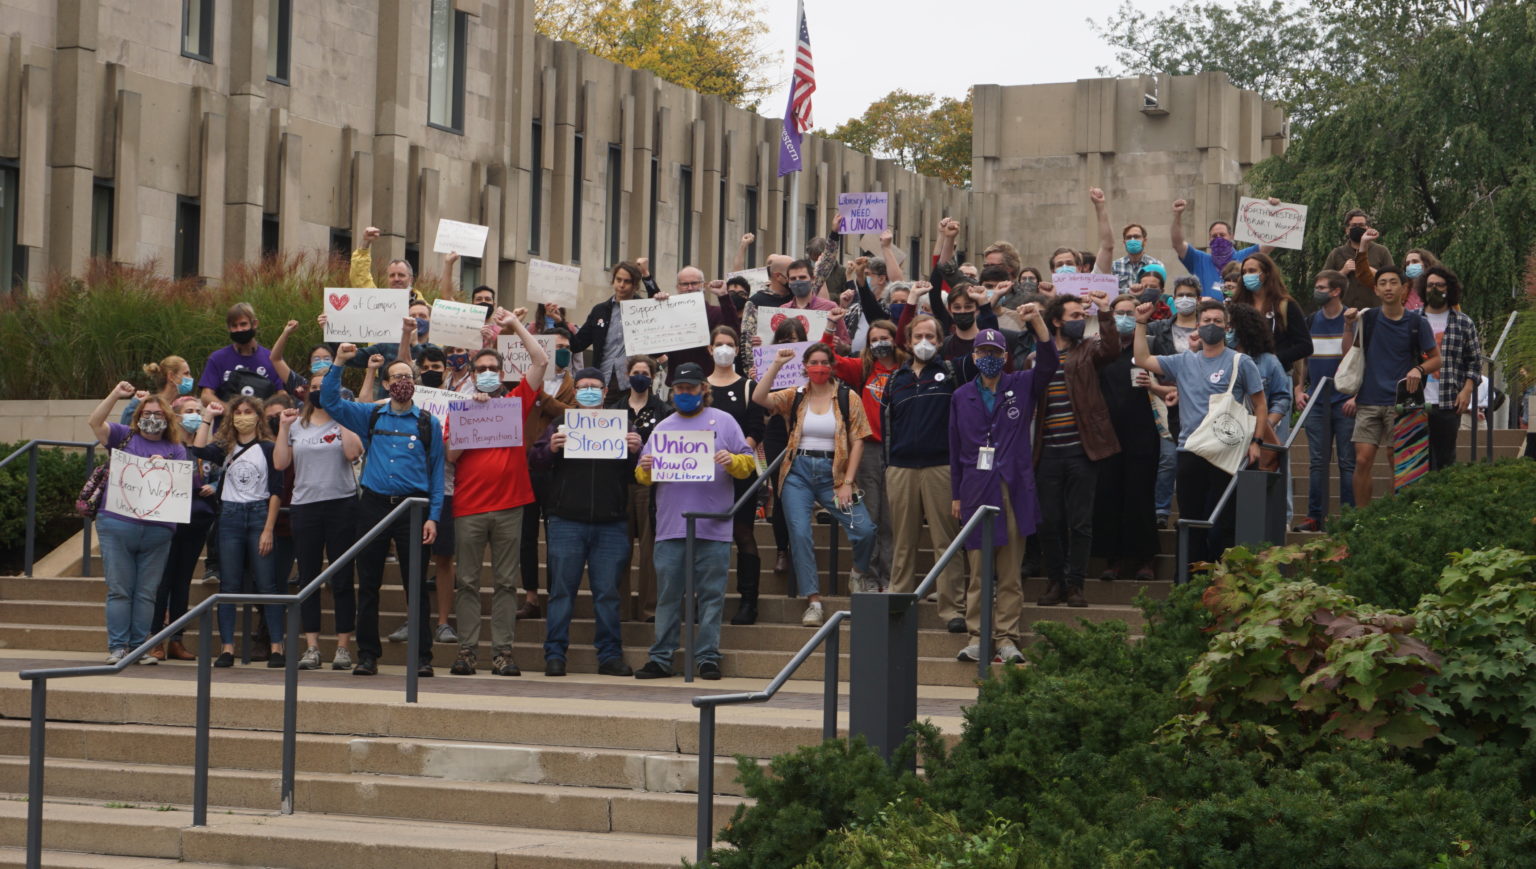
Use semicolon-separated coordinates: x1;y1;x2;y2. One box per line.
177;376;194;395
1242;273;1262;291
310;359;333;375
1405;263;1424;279
1114;314;1137;335
414;317;430;336
475;372;501;393
180;413;203;434
1226;330;1238;348
974;354;1005;378
1054;264;1076;275
1125;239;1144;255
575;387;603;408
673;391;703;413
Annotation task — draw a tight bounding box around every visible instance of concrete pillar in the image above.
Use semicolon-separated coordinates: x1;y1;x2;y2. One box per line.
199;112;227;282
112;90;141;265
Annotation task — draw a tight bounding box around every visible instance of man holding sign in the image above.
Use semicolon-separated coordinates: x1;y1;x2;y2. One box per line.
528;368;641;677
633;363;755;680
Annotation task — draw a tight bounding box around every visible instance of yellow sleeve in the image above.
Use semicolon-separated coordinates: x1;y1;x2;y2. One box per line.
634;465;654;486
726;453;755;480
349;248;377;289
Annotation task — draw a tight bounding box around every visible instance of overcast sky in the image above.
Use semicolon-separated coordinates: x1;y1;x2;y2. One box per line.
755;0;1173;128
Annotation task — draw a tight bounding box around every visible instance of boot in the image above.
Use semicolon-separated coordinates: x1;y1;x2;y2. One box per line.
167;640;196;660
1037;580;1065;607
1066;585;1088;608
731;552;761;625
773;550;790;575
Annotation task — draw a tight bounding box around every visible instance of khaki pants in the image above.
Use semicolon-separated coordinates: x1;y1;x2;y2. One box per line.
454;507;523;652
620;483;658;620
886;464;969;622
963;484;1024;645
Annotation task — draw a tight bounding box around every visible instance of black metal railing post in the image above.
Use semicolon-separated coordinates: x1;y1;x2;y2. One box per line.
977;517;996;682
826;519;840;596
25;679;45;869
24;446;38;576
280;600;300;813
823;620;839;740
193;607;212;826
684;515;697;683
406;500;422;704
695;704;716;865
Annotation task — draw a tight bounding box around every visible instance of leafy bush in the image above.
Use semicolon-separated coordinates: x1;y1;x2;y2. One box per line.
802;802;1031;869
1331;460;1536;610
0;442;94;571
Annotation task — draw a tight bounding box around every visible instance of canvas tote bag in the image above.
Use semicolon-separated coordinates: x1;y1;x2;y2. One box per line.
1186;353;1256;475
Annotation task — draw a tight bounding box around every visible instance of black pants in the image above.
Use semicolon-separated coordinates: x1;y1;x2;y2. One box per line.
157;513;213;641
764;423;790;553
294;498;359;636
354;491;432;664
1176;451;1235;565
1427;407;1460;471
1091;451;1160;562
1037;448;1098;590
733;473;762;600
519;469;552;594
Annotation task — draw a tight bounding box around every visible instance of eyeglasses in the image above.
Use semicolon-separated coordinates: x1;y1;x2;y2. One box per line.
678;281;704;289
387;373;414;383
140;412;166;419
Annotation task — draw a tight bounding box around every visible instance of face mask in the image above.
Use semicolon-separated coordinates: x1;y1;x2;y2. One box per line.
1405;263;1424;279
177;376;194;395
1114;314;1137;335
974;354;1005;378
1125;239;1144;255
231;414;259;434
1348;226;1367;244
1208;236;1234;269
1054;264;1076;275
387;379;416;404
554;348;571;369
789;280;814;299
951;312;976;330
310;359;333;375
419;370;445;389
413;317;430;337
1174;296;1198;315
1138;287;1161;304
1226;330;1238;348
447;352;469;370
1060;320;1087;342
912;340;937;361
180;413;203;434
1222;284;1236;299
1314;289;1334;304
673;391;703;413
1198;324;1226;346
268;416;283;436
229;328;257;346
629;373;652;392
888;303;907;323
1242;273;1262;291
138;415;168;436
307;392;323;408
475;372;501;393
869;340;894;358
1019;279;1038;293
1426;289;1447;308
477;302;495;320
713;346;737;367
804;363;833;385
575;387;603;408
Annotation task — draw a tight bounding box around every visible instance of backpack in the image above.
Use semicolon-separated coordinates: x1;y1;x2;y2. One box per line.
365;403;434;465
75;462;111;519
790;383;855;453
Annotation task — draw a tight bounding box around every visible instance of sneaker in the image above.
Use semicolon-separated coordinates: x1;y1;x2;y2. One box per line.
331;647;355;671
698;661;722;680
634;661;673;679
387;623;410;643
267;652;286;668
450;648;477;675
1155;515;1170;530
492;652;521;677
955;644;981;662
946;617;967;634
1099;568;1121;582
801;602;825;627
598;658;634;677
201;570;220;586
1134;563;1157;582
105;648;127;664
214;651;234;668
352;655;378;676
433;623;458;644
545;658;567;677
994;642;1025;664
417;662;434;678
136;653;158;665
848;570;870;593
1293;517;1323;533
298;647;322;670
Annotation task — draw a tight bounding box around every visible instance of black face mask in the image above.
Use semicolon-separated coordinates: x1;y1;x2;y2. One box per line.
1060;320;1087;342
951;312;977;330
420;370;445;389
230;328;257;346
267;417;282;436
1198;324;1226;346
1348;226;1367;244
1138;288;1162;303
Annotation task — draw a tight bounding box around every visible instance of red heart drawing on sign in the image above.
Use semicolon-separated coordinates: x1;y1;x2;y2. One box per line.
769;312;810;335
1240;202;1304;245
322;433;338;443
328;292;351;311
117;462;173;519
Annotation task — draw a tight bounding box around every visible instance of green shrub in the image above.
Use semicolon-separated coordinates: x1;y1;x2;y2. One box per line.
1331;460;1536;609
804;802;1032;869
0;442;94;571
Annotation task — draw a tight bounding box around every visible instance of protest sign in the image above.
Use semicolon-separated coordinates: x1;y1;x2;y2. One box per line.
1052;272;1119;313
497;333;560;380
648;430;716;482
726;267;771;297
447;397;524;450
837;192;888;234
432;218;490;258
321;288;409;344
105;450;193;524
755;306;827;344
563;409;628;459
856;234;906;264
430;299;489;350
1235;197;1308;250
619;293;710;356
411;386;459;422
752;341;813;389
527;258;581;309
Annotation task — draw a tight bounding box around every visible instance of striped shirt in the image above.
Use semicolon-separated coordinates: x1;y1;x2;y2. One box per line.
1041;369;1081;450
1306;308;1349;405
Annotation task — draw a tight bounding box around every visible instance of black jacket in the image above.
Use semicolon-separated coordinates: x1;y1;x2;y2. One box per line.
569;282;660;371
528;409;635;524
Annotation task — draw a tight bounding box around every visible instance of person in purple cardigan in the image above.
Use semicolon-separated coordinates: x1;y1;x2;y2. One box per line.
948;312;1056;666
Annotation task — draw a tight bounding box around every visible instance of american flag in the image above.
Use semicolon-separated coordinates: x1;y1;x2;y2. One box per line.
777;0;814;176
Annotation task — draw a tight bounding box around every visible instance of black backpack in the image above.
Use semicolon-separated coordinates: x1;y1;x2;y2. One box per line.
789;383;854;452
365;403;434;463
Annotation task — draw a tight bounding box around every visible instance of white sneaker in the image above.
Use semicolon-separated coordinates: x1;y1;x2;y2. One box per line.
848;570;869;593
955;644;981;662
105;648;127;664
801;602;825;627
994;642;1025;664
136;654;158;665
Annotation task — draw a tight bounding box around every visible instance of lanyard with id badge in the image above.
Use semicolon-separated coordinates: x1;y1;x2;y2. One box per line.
977;386;1015;472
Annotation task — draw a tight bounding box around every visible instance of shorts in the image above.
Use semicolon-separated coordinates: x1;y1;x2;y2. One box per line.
1350;404;1395;447
432;495;456;556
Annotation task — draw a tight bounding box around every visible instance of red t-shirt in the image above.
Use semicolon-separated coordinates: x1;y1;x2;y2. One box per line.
832;355;897;442
448;380;540;517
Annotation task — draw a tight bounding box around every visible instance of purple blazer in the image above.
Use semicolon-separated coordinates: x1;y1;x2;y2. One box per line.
948;339;1059;550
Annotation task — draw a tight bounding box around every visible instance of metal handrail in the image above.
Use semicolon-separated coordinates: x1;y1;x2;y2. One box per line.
912;505;998;680
690;608;849;865
0;439;100;577
679;449;789;683
19;496;430;869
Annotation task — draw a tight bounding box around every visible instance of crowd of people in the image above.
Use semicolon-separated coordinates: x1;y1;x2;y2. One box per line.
90;192;1487;676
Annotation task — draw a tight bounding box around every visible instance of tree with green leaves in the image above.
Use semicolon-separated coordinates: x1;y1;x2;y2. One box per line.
822;89;972;189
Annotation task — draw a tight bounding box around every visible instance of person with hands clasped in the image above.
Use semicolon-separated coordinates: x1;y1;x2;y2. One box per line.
318;342;447;678
753;345;878;629
949;314;1056;665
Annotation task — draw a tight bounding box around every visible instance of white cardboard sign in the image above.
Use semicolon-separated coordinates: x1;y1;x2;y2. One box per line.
322;288;409;344
755;306;828;344
447;397;524;450
726;267;771;297
562;409;628;459
837;192;888;234
433;218;490;258
105;450;192;524
1051;272;1119;313
619;293;711;356
430;299;489;351
410;386;460;422
497;333;560;380
647;430;716;482
1235;197;1308;250
527;258;582;309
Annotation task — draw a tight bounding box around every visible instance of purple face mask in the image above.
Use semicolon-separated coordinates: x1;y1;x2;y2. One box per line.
1209;236;1235;270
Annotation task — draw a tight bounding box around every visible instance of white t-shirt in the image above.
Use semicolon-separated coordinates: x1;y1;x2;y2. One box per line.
1423;309;1449;405
799;407;837;451
223;443;271;504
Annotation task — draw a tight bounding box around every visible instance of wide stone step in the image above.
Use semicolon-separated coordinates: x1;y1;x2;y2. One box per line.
0;844;241;868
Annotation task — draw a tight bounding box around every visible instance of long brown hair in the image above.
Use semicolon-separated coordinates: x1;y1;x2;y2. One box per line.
129;396;184;446
214;395;273;451
860;319;908;381
1232;252;1294;327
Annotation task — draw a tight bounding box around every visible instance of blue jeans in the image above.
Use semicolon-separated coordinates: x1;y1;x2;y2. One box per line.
779;456;876;597
1155;436;1177;517
1304;394;1355;521
544;516;628;664
217;500;285;647
98;515;174;651
650;538;729;672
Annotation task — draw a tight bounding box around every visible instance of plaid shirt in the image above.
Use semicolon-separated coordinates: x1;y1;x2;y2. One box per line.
1110;254;1164;292
1434;309;1483;408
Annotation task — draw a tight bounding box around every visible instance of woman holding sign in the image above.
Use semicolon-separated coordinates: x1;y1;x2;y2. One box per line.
89;382;191;664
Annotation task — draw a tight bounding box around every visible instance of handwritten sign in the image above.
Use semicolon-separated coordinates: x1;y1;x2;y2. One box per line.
1235;197;1308;250
105;450;192;524
837;192;888;235
1052;272;1119;313
856;234;906;264
433;218;490;258
322;288;409;344
648;430;716;482
431;299;489;351
563;409;628;459
620;293;711;356
726;267;771;298
497;333;559;380
752;341;813;389
411;386;460;422
527;258;582;309
756;306;828;345
447;397;524;450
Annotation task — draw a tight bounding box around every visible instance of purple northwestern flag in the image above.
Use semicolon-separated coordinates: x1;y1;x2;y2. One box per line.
777;0;815;177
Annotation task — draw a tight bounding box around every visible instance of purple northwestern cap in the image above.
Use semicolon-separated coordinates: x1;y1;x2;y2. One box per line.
973;328;1006;351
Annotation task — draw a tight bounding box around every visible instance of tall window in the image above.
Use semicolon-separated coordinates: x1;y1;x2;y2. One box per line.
743;186;759;265
647;157;659;266
267;0;292;83
0;164;20;289
804;205;818;251
182;0;214;62
716;178;727;272
330;227;352;258
529;120;542;254
678;166;693;268
174;196;201;279
91;179;114;260
460;256;482;293
571;133;583;264
427;0;466;133
261;213;280;259
909;236;921;277
606;145;622;267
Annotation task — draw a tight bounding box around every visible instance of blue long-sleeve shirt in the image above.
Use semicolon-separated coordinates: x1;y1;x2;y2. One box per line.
319;364;445;522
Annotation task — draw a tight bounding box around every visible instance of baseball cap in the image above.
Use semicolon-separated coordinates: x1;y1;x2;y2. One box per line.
672;362;706;385
973;329;1006;351
572;366;604;384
